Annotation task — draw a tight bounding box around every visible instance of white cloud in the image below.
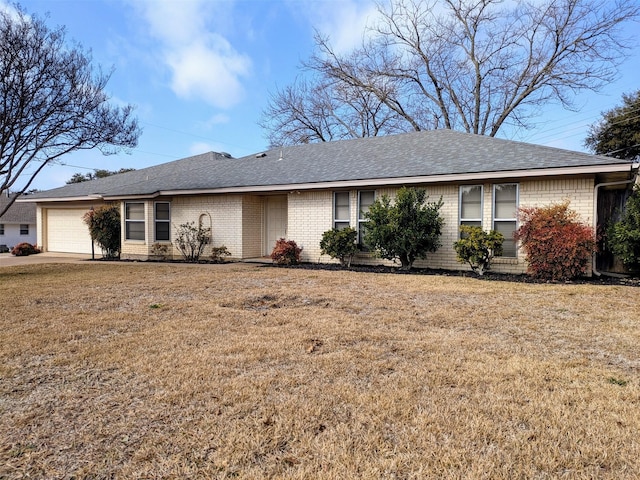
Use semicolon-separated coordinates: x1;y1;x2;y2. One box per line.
291;0;379;54
130;0;252;108
0;1;27;21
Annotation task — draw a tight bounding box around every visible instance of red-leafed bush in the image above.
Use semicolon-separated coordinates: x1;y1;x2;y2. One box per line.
270;238;302;265
11;242;41;256
515;201;596;281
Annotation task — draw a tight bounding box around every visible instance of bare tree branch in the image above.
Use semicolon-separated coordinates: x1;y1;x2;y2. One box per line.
260;0;639;146
0;5;141;217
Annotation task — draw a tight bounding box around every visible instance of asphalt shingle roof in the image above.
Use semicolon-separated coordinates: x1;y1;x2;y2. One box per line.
25;130;632;200
0;193;37;222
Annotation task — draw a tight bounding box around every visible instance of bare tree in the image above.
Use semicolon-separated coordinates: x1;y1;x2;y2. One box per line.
261;0;639;145
0;5;141;217
260;73;408;147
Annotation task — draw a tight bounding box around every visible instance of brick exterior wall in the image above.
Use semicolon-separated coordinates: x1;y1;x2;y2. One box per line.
121;195;247;260
286;176;596;275
288;190;333;263
117;175;597;274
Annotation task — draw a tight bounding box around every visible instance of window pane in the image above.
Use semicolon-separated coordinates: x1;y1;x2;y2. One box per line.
494;221;517;256
155;222;170;241
335;221;350;231
155;203;170;221
126;221;145;241
126;203;145;220
495;184;517;219
20;224;29;235
334;192;349;221
461;185;482;219
0;223;4;235
359;191;375;219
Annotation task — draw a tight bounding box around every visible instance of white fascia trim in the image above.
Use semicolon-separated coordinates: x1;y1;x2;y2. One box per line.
156;164;634;197
102;193;161;201
17;194;105;203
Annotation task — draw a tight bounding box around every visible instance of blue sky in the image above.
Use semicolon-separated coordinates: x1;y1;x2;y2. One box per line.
6;0;640;191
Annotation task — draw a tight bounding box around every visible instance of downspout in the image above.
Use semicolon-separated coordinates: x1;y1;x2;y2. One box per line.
592;169;639;276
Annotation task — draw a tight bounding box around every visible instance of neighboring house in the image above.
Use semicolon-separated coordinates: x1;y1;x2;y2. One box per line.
0;192;37;251
19;130;638;274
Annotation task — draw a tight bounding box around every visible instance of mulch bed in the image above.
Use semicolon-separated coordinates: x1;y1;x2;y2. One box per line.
92;256;640;286
268;262;640;286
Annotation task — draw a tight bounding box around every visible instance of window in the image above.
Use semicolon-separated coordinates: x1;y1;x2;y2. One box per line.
459;185;483;230
0;224;4;235
154;202;170;241
125;202;145;241
358;190;375;248
493;183;518;256
333;192;350;230
20;224;29;235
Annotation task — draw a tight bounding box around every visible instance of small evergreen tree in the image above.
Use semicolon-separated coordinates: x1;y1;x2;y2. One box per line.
454;226;504;276
607;186;640;272
585;90;640;160
83;205;121;259
320;227;358;267
364;187;444;270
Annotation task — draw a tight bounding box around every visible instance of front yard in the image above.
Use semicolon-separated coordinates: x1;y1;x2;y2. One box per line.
1;262;638;478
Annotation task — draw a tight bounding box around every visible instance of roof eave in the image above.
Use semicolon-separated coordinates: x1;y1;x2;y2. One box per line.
16;194;105;203
156;163;636;196
17;162;635;202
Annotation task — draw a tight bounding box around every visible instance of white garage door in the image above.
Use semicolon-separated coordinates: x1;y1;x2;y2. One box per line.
47;209;97;254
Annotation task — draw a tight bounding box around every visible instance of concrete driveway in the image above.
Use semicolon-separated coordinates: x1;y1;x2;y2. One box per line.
0;252;93;267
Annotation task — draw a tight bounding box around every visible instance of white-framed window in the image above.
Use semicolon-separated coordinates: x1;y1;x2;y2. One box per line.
0;223;4;235
493;183;518;257
459;185;483;231
358;190;375;248
333;191;350;230
154;202;170;241
125;202;145;241
20;224;29;235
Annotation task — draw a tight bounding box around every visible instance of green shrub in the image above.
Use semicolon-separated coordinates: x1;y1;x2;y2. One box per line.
453;226;504;276
514;201;596;281
83;205;121;259
11;242;41;256
320;227;358;267
211;245;232;263
175;222;210;262
607;186;640;272
270;238;302;265
364;187;444;270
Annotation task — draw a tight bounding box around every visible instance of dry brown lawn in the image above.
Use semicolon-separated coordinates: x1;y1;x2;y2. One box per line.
0;262;638;479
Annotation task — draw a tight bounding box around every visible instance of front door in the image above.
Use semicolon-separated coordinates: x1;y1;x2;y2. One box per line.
265;195;288;255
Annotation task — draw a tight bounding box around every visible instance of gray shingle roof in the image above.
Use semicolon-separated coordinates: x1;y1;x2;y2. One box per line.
24;130;632;200
0;193;37;222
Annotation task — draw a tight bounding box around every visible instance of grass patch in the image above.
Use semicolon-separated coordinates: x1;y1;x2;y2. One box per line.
1;263;639;478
